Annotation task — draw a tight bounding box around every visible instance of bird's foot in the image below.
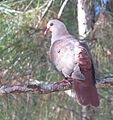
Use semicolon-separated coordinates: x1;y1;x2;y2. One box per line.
54;79;71;85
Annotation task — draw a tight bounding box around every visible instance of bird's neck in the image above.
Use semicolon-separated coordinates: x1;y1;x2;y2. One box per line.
51;30;69;45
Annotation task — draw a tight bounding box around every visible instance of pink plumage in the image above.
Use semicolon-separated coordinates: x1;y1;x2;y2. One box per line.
45;19;99;107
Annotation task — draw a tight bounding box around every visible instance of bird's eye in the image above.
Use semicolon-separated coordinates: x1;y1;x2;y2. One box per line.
50;23;53;26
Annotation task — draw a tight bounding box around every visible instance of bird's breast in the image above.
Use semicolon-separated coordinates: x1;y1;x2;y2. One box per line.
50;41;75;75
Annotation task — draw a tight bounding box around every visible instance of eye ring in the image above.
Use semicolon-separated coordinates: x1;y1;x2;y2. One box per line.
50;23;53;26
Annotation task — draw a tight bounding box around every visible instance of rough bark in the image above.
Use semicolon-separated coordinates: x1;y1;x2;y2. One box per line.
77;0;95;39
0;76;113;95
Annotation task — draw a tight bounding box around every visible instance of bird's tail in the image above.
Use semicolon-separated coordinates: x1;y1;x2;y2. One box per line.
74;80;99;107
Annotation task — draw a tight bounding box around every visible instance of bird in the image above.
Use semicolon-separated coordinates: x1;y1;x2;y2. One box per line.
44;19;99;107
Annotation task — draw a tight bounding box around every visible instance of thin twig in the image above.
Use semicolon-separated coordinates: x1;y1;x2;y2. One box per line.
41;0;53;19
19;0;50;14
24;0;34;12
35;0;53;28
23;94;30;120
57;0;69;19
0;7;22;15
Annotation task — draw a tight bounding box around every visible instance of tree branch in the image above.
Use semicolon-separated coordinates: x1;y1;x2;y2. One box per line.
57;0;69;19
96;76;113;88
35;0;53;28
0;76;113;95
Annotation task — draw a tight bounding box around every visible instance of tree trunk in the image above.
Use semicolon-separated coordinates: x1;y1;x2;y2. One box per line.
77;0;95;39
77;0;95;119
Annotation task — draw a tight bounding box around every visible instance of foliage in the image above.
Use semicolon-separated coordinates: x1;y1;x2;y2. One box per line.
92;13;113;77
0;0;113;120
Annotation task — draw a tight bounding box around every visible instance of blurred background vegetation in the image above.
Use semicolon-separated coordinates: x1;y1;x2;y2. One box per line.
0;0;113;119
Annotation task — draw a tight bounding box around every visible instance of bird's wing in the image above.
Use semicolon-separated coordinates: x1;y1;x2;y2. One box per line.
73;42;99;106
71;42;96;86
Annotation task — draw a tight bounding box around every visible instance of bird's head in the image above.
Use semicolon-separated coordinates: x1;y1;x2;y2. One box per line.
44;19;68;35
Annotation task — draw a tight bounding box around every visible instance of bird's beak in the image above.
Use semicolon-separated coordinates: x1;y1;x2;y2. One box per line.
44;27;50;35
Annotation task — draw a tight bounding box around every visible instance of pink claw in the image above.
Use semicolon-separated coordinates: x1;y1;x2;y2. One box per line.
54;79;71;85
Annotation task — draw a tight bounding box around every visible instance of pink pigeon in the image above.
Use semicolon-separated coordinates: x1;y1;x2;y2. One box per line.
44;19;99;107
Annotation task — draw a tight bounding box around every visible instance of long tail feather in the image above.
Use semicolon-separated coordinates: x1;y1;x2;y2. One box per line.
74;80;99;107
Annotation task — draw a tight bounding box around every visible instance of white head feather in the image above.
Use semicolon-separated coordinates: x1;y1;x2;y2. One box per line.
45;19;69;44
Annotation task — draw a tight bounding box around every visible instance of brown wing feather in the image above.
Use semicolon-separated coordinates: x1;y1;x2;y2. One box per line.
73;44;99;106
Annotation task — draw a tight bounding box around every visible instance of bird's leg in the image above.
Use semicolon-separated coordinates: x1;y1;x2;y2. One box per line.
54;77;71;85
